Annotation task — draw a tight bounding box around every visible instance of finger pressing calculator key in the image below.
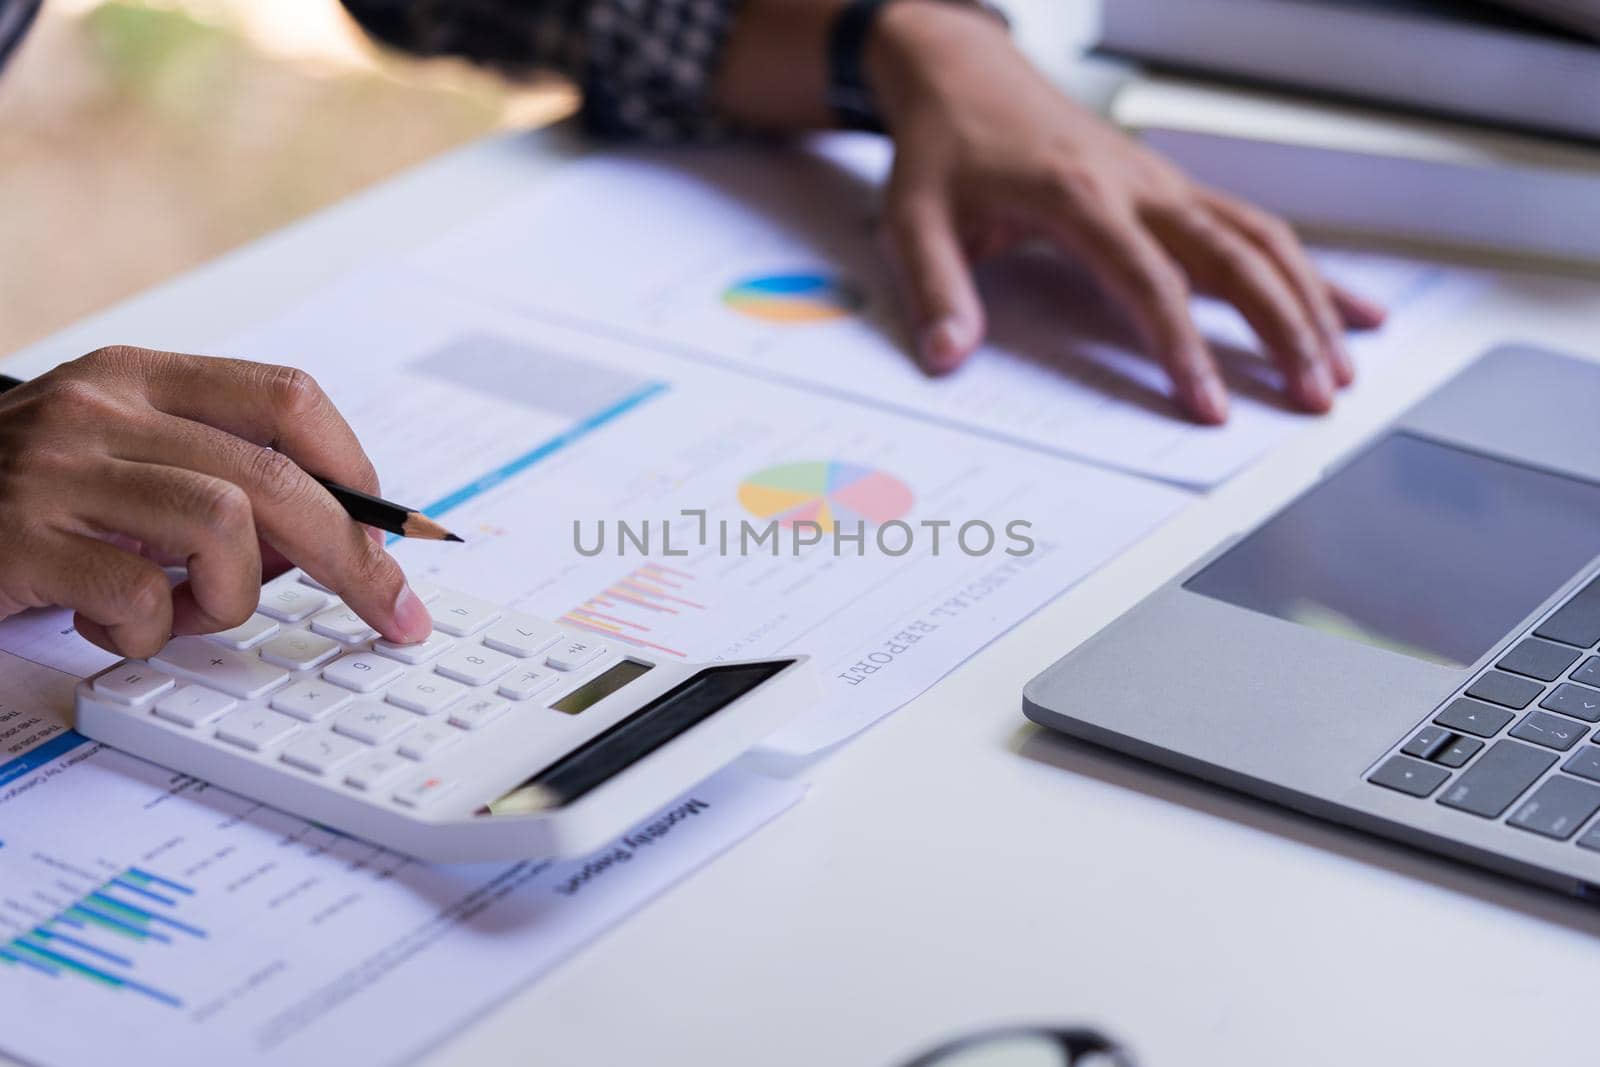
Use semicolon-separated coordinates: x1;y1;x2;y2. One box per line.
75;570;815;862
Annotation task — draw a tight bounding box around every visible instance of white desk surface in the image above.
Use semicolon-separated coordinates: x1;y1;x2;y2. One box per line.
10;4;1600;1065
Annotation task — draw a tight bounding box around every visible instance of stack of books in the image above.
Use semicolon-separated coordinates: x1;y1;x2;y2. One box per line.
1099;0;1600;263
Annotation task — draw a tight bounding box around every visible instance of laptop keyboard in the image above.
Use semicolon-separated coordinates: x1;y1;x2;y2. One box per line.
1368;572;1600;847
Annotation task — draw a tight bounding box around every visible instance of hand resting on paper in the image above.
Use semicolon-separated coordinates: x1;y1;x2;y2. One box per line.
715;0;1389;424
860;4;1389;423
0;347;431;656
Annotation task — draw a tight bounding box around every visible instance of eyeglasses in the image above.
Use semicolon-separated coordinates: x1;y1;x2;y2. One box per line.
897;1026;1137;1067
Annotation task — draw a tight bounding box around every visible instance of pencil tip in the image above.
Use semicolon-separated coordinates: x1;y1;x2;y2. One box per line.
401;512;464;542
445;533;464;543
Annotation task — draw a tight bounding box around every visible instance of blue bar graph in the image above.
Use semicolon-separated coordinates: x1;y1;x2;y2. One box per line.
1;866;202;1008
110;877;177;907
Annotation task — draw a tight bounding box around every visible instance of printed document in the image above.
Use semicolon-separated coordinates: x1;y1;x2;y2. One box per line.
0;650;801;1067
413;138;1489;487
218;270;1189;755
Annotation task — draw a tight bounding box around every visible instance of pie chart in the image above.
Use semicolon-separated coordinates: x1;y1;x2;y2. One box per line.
738;461;914;528
722;272;864;324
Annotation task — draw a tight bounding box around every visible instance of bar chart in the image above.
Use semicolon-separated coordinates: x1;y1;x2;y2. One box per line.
0;861;203;1008
561;562;704;658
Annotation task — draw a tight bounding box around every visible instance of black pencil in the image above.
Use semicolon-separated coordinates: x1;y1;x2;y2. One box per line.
0;371;462;542
312;477;462;542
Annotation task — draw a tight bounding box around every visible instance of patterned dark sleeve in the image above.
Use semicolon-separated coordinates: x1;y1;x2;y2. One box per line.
341;0;739;141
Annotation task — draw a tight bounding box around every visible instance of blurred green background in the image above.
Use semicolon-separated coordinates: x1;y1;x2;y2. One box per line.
0;0;577;355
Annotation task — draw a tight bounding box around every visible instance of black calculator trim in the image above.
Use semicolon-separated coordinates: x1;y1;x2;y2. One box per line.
489;659;796;811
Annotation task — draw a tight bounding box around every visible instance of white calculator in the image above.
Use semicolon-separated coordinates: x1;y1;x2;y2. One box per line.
75;570;814;862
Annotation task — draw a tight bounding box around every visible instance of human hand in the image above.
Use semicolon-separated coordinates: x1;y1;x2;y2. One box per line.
0;347;433;657
866;2;1387;423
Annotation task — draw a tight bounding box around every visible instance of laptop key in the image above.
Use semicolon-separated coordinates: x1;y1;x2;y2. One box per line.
1540;683;1600;723
1534;576;1600;649
1509;710;1588;751
1573;658;1600;688
1434;735;1483;768
1497;638;1582;683
1561;747;1600;785
1402;726;1452;761
1465;671;1544;710
1508;776;1600;841
1368;756;1450;798
1434;698;1514;738
1438;740;1556;818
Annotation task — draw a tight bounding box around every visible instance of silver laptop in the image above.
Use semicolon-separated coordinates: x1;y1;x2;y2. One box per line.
1025;344;1600;898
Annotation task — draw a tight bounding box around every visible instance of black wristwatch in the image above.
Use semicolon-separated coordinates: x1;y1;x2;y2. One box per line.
825;0;1006;133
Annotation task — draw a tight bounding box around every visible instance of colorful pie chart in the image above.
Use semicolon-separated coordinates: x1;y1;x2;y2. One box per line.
722;272;864;324
738;461;914;528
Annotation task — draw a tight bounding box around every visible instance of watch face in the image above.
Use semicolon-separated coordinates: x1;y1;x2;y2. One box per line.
0;0;41;71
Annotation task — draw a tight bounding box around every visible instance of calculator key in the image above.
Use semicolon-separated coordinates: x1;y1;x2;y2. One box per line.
372;630;455;665
434;646;517;686
1539;683;1600;723
1574;658;1600;688
482;616;564;658
546;639;605;672
270;681;354;723
1433;698;1514;738
409;579;440;604
153;638;290;699
1508;776;1600;841
92;663;176;706
448;696;509;730
257;580;328;622
152;685;236;728
499;667;557;701
258;630;342;671
1464;671;1544;710
297;571;333;593
1509;709;1587;751
214;708;301;752
1496;638;1582;683
429;591;501;637
205;614;279;651
397;724;460;761
1437;740;1556;818
280;733;364;776
1534;576;1600;649
323;653;406;694
386;671;468;716
331;703;414;746
1562;747;1600;784
1368;756;1449;798
393;774;454;808
310;605;379;644
344;752;408;792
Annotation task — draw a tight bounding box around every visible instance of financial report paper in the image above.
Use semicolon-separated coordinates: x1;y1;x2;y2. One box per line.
0;651;802;1067
413;137;1489;488
218;270;1189;755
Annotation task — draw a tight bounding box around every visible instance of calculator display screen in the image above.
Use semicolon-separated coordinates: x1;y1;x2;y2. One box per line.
552;660;653;715
485;659;794;814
